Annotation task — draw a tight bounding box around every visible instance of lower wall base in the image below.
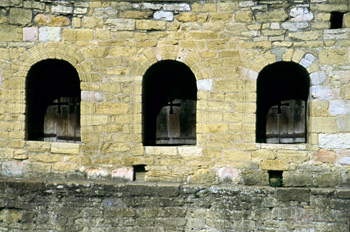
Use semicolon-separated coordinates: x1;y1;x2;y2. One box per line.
0;179;349;232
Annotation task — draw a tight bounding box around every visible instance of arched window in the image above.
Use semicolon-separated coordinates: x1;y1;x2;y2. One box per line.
256;62;310;144
142;60;197;146
26;59;81;143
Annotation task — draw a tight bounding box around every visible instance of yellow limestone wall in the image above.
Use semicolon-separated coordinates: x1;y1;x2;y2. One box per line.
0;0;350;186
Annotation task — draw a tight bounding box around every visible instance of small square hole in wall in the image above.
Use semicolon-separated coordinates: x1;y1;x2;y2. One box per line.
330;12;344;29
268;171;283;187
133;165;147;181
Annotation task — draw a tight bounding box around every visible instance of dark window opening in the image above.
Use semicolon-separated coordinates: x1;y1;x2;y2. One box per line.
268;171;283;187
256;62;310;144
330;12;344;29
26;59;81;143
142;60;197;146
133;165;147;181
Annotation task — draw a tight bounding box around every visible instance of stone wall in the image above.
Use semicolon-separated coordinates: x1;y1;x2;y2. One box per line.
0;0;350;186
0;179;349;231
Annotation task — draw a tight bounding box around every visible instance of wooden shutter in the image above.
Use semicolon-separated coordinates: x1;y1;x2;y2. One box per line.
266;99;306;144
44;97;80;143
156;99;196;145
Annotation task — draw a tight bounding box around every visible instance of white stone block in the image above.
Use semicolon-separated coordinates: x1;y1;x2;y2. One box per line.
310;71;326;86
290;7;313;21
310;86;339;100
329;100;350;115
51;5;73;14
281;21;309;31
111;167;133;181
81;91;104;102
319;133;350;149
217;167;240;183
39;27;61;42
338;157;350;165
163;4;190;12
154;11;173;21
197;79;213;91
239;1;255;7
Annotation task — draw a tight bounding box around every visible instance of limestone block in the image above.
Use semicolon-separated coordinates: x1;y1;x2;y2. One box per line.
176;13;197;22
2;160;24;177
259;160;288;171
198;123;228;133
83;47;108;58
255;9;288;23
319;48;347;65
314;173;340;187
145;146;177;156
9;8;32;26
224;150;251;161
344;13;350;28
135;3;162;10
189;169;216;184
74;7;88;15
217;167;240;184
111;167;133;181
283;171;313;187
51;5;73;14
105;19;135;30
110;46;137;57
337;116;350;132
234;11;252;22
102;143;130;153
319;133;350;149
34;14;70;26
197;79;213;91
29;154;61;163
289;7;313;21
329;100;350;115
192;3;217;13
96;103;128;115
76;29;93;41
337;150;350;165
136;20;166;30
289;31;322;41
216;80;255;92
120;10;153;19
241;170;269;186
252;150;275;161
154;11;174;21
51;143;80;154
39;27;61;42
310;86;339;100
121;157;154;165
23;27;38;42
276;150;309;163
311;149;336;163
86;168;109;179
163;3;190;11
311;117;337;133
210;12;233;21
178;147;202;157
310;71;326;86
82;17;103;28
0;25;22;41
310;100;329;117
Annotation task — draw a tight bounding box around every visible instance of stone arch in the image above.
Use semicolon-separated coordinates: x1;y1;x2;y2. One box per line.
15;42;88;83
131;46;209;81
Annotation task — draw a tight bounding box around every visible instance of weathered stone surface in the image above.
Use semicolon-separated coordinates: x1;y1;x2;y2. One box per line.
34;14;70;26
311;149;336;163
9;8;32;25
255;9;288;23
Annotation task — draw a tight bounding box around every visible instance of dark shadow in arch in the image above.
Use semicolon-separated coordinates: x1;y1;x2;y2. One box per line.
26;59;81;142
142;60;197;146
256;61;310;143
